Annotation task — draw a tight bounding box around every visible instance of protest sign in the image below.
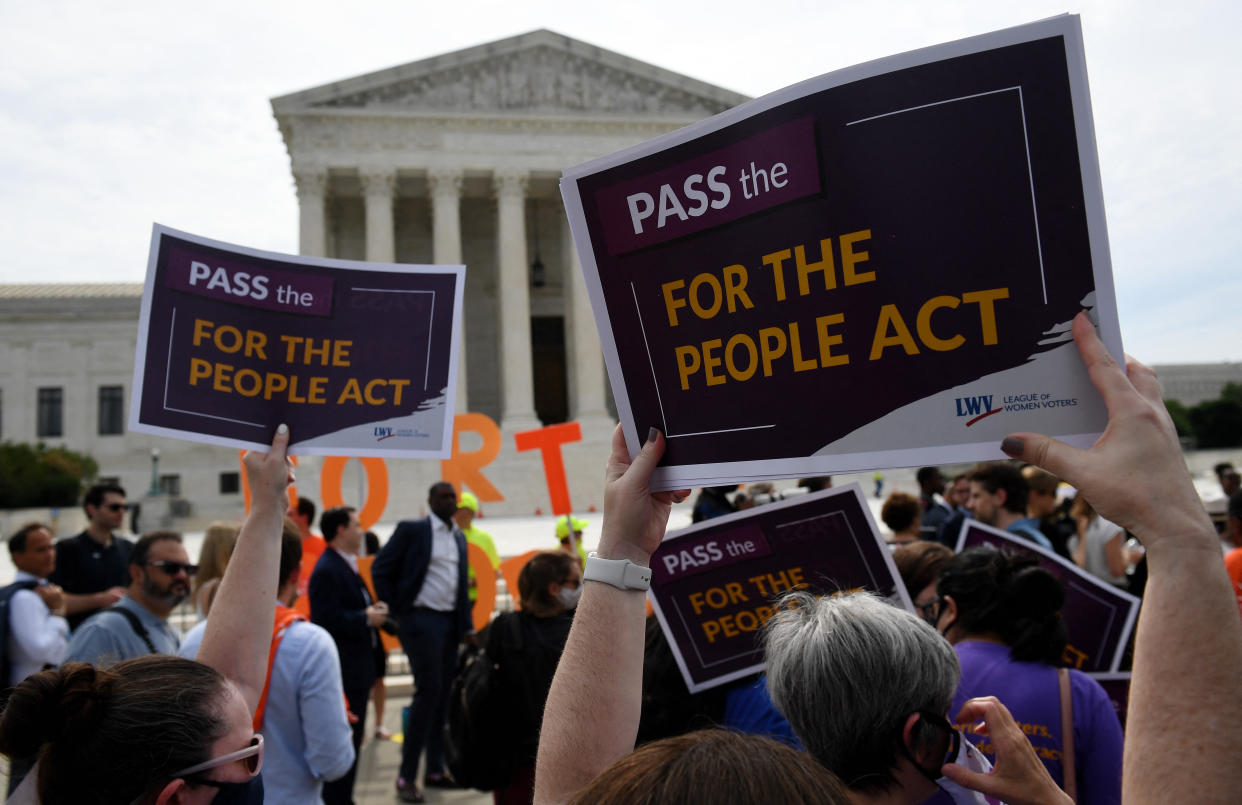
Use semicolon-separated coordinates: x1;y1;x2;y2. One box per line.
562;15;1120;490
649;484;907;692
130;225;464;457
1089;672;1131;730
954;521;1139;672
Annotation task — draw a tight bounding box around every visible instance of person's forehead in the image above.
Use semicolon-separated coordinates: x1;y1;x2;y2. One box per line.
102;491;127;504
26;529;54;549
148;539;189;563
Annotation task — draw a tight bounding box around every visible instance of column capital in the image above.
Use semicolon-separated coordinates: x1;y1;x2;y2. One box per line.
492;168;528;200
359;168;396;199
293;169;328;202
427;168;463;199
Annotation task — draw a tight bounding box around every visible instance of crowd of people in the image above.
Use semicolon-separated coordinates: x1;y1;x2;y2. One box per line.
1;315;1241;804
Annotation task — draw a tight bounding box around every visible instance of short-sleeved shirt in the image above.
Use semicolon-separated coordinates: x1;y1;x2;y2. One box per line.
62;595;180;666
49;531;134;630
952;640;1123;805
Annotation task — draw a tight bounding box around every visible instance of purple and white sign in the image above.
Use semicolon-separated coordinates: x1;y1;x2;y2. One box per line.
129;225;464;457
562;16;1122;490
955;521;1139;673
649;484;908;692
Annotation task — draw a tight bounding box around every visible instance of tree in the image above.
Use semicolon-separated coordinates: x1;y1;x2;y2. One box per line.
0;442;98;508
1188;398;1242;449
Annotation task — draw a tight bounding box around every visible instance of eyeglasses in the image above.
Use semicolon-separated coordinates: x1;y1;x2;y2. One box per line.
104;503;128;512
146;560;199;577
915;597;942;626
172;734;264;779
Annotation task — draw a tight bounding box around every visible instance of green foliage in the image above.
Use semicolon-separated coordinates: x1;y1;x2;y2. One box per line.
0;442;98;508
1188;398;1242;449
1164;399;1193;438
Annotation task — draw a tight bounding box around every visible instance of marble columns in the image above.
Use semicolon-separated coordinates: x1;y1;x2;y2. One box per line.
493;169;539;431
360;169;396;264
294;169;328;258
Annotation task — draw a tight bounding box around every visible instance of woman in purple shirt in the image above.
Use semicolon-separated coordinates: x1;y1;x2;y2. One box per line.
932;547;1123;805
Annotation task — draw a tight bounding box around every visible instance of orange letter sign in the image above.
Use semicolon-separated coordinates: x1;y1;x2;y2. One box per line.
514;422;583;516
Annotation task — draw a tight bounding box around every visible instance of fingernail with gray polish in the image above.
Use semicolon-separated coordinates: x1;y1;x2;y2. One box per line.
648;427;659;444
1000;436;1023;457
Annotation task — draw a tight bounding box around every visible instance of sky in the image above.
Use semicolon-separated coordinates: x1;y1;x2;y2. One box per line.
1;0;1238;363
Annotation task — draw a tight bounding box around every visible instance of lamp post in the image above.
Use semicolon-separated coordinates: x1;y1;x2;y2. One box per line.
148;447;161;496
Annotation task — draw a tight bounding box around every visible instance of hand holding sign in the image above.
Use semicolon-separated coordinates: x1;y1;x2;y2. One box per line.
597;426;689;565
1000;313;1213;555
1001;313;1242;803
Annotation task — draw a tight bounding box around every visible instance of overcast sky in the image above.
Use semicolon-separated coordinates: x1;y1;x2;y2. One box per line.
2;0;1237;363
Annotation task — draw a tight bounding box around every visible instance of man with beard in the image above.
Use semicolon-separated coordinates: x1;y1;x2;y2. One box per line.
63;531;189;664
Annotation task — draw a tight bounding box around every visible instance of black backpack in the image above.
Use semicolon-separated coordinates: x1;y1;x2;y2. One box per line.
444;613;529;791
0;580;41;705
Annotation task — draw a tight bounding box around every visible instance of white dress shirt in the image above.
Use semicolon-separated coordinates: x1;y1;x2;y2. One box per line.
7;570;70;685
413;515;459;612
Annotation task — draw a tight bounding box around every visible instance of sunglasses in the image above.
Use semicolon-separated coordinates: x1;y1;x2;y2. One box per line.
104;503;128;512
172;734;264;779
146;560;199;577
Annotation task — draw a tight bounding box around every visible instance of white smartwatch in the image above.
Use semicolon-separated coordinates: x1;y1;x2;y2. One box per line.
584;552;652;591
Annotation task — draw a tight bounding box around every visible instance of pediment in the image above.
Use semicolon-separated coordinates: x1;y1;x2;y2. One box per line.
272;30;749;118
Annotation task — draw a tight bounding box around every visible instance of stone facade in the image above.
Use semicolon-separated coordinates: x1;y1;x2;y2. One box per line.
0;31;751;527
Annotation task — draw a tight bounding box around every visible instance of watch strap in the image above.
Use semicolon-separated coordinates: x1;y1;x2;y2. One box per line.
584;552;652;591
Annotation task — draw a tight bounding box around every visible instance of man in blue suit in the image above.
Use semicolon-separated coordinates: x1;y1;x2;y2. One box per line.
372;482;472;803
310;505;389;805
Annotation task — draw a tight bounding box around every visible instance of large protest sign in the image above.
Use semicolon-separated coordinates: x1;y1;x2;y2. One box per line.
649;484;907;692
955;521;1139;673
130;225;464;457
562;16;1120;490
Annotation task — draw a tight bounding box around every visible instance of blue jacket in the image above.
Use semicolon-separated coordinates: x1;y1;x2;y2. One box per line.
308;548;377;693
371;516;472;638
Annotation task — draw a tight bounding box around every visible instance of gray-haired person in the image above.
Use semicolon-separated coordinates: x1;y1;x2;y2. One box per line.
764;590;1068;805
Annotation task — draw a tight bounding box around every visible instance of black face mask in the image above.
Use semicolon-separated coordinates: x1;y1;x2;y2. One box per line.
202;774;264;805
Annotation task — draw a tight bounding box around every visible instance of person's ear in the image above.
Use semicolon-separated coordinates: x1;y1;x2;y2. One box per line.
937;595;959;632
900;713;923;755
995;488;1007;508
154;778;187;804
901;713;939;766
129;563;143;587
546;581;561;599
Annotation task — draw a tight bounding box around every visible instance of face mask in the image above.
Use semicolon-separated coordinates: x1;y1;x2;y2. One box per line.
936;737;998;805
556;585;582;610
205;775;264;805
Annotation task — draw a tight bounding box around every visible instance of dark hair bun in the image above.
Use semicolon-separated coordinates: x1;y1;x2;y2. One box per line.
938;546;1068;665
0;662;115;758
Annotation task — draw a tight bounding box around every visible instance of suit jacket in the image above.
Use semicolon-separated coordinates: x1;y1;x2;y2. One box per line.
371;516;472;638
308;548;377;693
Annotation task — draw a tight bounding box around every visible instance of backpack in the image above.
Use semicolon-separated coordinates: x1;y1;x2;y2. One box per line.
444;612;527;791
0;580;42;703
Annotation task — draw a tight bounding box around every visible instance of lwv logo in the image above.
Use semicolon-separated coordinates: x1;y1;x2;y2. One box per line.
955;395;993;416
374;427;394;441
955;395;1001;426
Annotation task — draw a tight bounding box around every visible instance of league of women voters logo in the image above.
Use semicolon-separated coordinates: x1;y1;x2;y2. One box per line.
955;391;1080;426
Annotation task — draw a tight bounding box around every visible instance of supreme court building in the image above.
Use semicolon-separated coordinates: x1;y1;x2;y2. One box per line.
0;31;749;526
